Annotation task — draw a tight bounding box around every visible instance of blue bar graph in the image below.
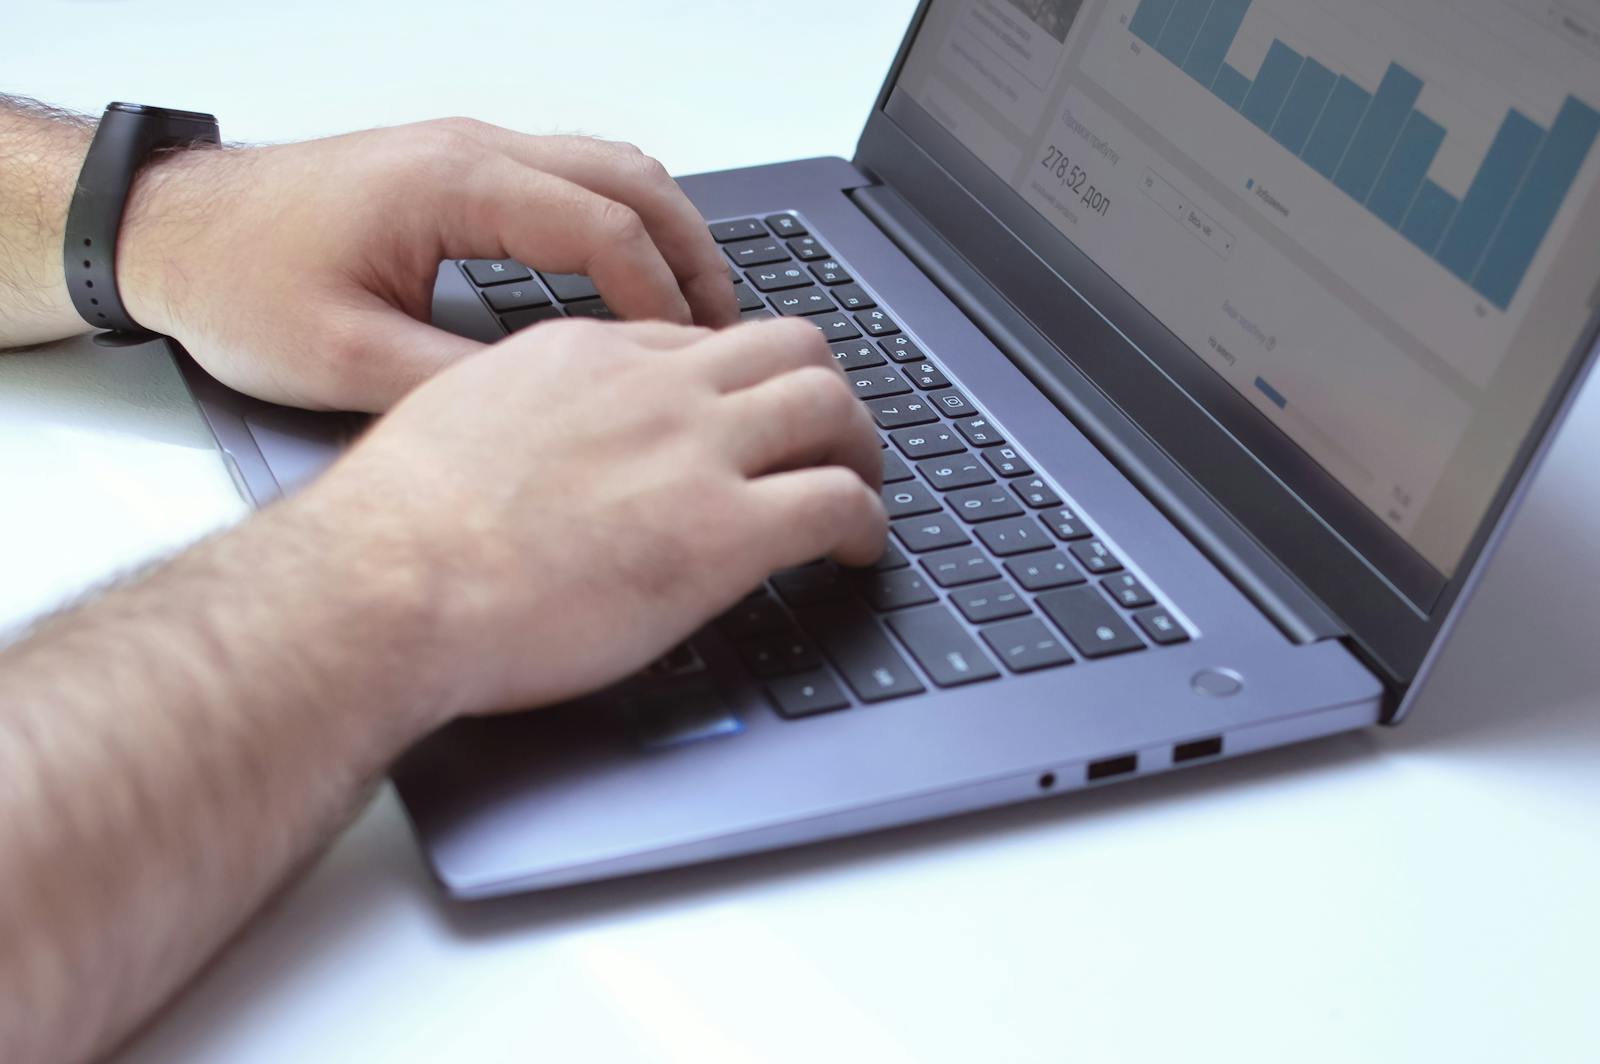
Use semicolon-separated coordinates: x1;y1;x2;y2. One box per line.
1213;64;1251;110
1155;0;1213;66
1269;58;1336;156
1183;0;1251;88
1129;0;1600;309
1399;180;1457;253
1435;110;1544;281
1368;110;1445;227
1240;40;1303;132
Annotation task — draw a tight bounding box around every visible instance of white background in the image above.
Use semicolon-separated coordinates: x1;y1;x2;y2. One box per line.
2;2;1598;1061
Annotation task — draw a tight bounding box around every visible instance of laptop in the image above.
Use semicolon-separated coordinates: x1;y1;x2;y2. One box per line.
176;0;1600;897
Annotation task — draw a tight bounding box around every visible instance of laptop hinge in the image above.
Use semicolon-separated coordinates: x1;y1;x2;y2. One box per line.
850;183;1343;646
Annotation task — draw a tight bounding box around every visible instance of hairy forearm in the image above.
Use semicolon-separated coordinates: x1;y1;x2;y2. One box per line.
0;96;94;345
0;483;449;1062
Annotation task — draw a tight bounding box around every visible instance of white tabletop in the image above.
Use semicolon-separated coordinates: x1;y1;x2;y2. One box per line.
4;3;1599;1061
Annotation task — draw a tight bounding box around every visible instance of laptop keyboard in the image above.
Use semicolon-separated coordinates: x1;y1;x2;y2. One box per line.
456;212;1193;721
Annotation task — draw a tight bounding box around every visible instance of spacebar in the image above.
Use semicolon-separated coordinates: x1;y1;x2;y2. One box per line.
794;602;925;702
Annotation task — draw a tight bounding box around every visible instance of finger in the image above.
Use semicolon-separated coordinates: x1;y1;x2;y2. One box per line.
443;157;694;326
684;317;837;393
447;125;738;328
321;300;485;412
523;319;712;351
719;362;882;490
743;466;889;569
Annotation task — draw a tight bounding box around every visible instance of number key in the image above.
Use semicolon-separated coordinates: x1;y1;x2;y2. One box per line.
917;454;994;491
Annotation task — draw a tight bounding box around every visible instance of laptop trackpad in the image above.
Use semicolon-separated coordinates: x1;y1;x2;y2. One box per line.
244;407;355;495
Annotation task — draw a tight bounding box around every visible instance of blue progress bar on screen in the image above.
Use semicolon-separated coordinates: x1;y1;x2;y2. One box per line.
1129;0;1600;310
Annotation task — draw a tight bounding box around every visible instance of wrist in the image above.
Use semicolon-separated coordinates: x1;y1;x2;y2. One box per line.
117;146;236;340
227;480;463;750
0;103;93;344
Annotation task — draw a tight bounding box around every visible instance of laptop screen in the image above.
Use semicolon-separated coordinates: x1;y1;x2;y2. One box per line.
892;0;1600;577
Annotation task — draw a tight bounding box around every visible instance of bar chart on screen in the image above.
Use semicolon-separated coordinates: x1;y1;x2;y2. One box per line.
1115;0;1600;311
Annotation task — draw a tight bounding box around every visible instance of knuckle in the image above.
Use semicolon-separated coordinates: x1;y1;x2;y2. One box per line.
596;199;648;247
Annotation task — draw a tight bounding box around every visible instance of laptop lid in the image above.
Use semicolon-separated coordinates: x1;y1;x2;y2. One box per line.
852;0;1600;707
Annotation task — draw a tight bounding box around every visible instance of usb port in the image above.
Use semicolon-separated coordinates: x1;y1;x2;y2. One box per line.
1173;736;1224;763
1085;753;1138;781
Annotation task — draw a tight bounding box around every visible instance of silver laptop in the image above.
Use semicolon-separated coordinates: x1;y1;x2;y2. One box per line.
176;0;1600;897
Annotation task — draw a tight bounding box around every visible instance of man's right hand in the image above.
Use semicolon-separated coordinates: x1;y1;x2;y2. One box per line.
293;315;887;720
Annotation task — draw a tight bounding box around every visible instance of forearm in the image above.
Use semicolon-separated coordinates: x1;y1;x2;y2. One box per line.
0;484;450;1063
0;96;94;346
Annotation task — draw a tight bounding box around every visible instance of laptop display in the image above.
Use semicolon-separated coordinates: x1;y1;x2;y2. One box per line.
892;0;1600;578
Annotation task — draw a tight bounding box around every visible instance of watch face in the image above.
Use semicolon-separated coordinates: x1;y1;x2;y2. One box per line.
107;101;218;125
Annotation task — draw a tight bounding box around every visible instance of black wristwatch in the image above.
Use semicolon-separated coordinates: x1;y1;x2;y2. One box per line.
63;102;221;345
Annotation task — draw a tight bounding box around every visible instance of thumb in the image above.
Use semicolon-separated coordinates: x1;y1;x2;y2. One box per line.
331;304;486;412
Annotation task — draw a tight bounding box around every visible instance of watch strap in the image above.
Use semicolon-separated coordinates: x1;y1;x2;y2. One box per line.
63;102;220;340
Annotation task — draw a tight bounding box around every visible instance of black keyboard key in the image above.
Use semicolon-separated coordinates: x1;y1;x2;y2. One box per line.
1135;607;1189;645
901;362;946;391
501;306;563;333
1011;477;1061;509
1037;586;1145;658
787;236;829;261
974;517;1052;556
869;542;910;571
767;669;850;718
917;454;993;491
1103;573;1155;608
855;309;900;337
711;218;766;243
813;314;862;342
830;339;885;370
564;299;616;320
733;283;766;311
536;273;598;303
810;260;852;285
746;264;814;291
1005;550;1085;591
922;545;1000;587
885;606;999;687
858;568;939;611
879;335;926;363
716;593;790;637
882;481;940;519
947;485;1025;523
830;283;875;310
1040;507;1091;540
981;617;1074;673
928;388;975;418
463;259;532;286
741;308;775;321
890;424;963;459
765;213;806;238
867;395;938;429
983;446;1032;477
485;282;551;311
891;514;971;552
956;417;1006;448
771;563;851;607
882;450;913;483
724;238;790;268
796;602;924;701
949;579;1030;624
738;628;823;678
772;287;837;316
1070;539;1122;574
847;367;912;399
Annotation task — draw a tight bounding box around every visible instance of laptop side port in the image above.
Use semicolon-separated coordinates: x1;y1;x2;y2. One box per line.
1173;736;1224;763
1085;753;1138;781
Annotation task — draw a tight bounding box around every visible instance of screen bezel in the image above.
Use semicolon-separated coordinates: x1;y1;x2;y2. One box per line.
854;0;1600;690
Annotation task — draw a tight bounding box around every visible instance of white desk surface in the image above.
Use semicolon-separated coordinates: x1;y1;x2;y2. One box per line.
4;3;1599;1061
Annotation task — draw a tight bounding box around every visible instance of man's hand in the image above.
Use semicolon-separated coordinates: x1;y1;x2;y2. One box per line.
0;316;885;1063
0;98;739;407
302;315;886;715
115;118;738;410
